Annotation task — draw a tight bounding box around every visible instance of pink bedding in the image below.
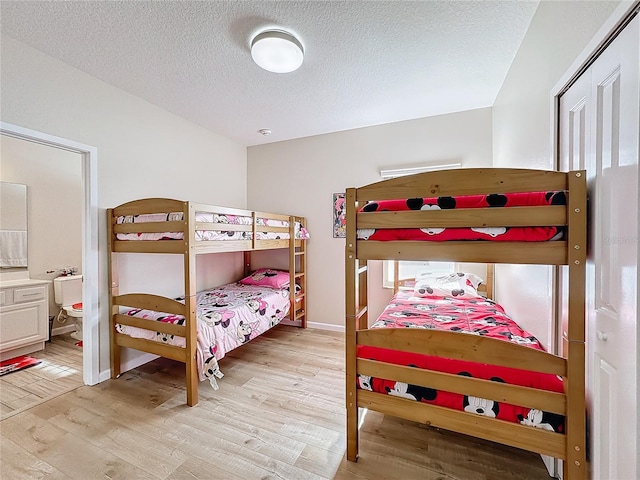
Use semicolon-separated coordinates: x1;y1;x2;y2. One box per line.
116;282;292;388
115;212;310;241
358;291;565;432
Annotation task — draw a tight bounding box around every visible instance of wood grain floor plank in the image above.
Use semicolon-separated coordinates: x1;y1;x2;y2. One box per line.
0;436;67;480
1;326;552;479
30;433;160;480
0;334;83;420
164;456;247;480
1;410;67;455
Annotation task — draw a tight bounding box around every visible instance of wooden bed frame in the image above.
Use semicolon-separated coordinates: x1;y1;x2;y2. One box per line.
107;198;307;406
345;169;587;479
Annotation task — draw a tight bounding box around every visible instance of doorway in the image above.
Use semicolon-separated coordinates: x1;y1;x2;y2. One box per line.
0;122;99;386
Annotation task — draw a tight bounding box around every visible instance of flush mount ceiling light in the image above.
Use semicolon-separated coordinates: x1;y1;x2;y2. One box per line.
251;30;304;73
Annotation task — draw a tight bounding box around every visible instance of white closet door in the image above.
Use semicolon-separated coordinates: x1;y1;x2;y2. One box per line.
560;15;639;480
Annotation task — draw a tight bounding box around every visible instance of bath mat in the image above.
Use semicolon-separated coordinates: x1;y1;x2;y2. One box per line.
0;355;42;376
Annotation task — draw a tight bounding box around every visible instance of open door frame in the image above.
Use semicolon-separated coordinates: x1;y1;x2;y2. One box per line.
1;121;100;386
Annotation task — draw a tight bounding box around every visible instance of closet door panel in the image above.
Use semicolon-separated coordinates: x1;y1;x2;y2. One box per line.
560;13;639;480
590;17;639;480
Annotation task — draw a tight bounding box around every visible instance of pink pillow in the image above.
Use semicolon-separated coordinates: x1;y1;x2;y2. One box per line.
239;268;290;289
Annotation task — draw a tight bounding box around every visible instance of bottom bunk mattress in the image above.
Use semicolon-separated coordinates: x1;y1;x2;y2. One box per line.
358;290;565;432
116;282;291;387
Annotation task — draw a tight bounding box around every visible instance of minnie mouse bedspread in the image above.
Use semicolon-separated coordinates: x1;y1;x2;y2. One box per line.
115;212;310;242
358;291;565;432
116;282;291;388
357;190;566;242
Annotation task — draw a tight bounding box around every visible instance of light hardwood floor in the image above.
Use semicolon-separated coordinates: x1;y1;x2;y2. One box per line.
0;334;83;420
0;327;552;479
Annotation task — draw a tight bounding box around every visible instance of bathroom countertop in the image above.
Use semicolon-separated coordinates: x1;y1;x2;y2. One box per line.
0;278;51;288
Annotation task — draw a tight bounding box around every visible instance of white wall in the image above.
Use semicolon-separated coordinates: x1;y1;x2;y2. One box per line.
248;108;493;329
1;35;248;376
1;135;83;326
491;0;620;350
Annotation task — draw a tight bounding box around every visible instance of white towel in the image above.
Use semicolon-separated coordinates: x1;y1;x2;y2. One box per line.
0;230;28;267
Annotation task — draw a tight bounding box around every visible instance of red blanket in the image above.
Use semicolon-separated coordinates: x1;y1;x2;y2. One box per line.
358;291;565;432
358;191;565;242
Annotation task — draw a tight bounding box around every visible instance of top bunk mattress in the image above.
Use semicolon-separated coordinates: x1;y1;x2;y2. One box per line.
357;190;566;242
115;211;310;241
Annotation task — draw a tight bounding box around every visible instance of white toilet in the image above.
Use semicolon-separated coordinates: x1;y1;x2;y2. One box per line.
53;274;83;341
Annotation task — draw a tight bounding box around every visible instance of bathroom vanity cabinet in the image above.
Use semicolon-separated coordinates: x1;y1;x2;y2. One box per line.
0;279;50;361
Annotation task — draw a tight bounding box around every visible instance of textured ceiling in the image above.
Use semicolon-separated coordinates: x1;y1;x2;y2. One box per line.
0;1;539;147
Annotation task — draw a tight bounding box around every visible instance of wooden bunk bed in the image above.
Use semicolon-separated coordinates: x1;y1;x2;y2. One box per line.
107;198;308;406
345;169;586;479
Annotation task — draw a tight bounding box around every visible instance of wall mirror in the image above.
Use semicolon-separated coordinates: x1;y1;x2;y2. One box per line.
0;181;28;269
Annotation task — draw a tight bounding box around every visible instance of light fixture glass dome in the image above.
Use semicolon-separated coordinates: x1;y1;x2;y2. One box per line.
251;30;304;73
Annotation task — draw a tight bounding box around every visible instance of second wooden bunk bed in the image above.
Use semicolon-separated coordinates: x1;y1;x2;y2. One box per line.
107;198;307;406
345;168;587;479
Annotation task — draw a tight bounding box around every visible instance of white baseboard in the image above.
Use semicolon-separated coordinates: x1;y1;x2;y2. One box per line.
279;317;344;332
51;325;76;336
99;352;159;384
307;321;344;333
279;318;302;327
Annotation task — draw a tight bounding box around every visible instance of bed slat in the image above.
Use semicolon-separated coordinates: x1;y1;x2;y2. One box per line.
113;198;186;216
113;240;187;254
114;314;186;337
115;333;188;363
356;168;568;202
254;239;291;250
357;358;566;415
356;240;568;265
114;293;187;315
357;328;567;376
194;240;253;253
357;389;567;459
190;202;253;217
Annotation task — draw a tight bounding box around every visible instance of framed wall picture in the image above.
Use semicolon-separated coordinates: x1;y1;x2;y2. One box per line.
333;193;346;238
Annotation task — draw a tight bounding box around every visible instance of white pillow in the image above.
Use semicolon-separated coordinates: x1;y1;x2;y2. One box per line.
413;272;483;299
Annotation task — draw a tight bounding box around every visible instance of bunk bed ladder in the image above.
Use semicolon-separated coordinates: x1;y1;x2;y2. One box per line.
289;216;307;328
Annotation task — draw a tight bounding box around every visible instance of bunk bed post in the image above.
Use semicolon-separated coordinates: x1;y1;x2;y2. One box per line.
393;260;400;293
564;170;587;479
485;263;494;300
243;251;251;277
185;202;198;406
345;188;359;462
358;260;368;327
107;208;121;378
251;211;257;250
